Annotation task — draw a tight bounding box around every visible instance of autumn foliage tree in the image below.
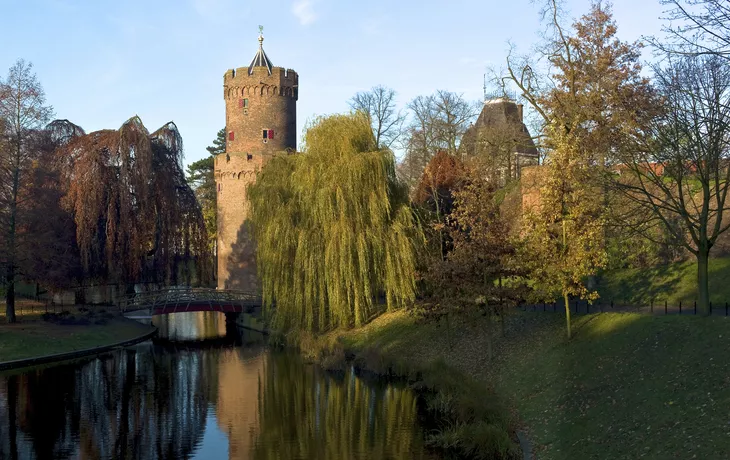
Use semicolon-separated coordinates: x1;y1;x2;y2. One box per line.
502;1;659;167
414;151;467;265
521;129;606;339
58;117;209;288
425;172;520;355
497;2;658;335
415;151;466;218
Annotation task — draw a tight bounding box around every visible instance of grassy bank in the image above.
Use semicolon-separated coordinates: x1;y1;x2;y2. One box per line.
300;308;730;459
596;257;730;305
0;308;154;363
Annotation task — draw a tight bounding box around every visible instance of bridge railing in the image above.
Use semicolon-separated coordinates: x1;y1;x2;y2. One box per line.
118;287;262;314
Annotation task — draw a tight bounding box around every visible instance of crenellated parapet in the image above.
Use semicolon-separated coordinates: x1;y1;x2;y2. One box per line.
223;67;299;100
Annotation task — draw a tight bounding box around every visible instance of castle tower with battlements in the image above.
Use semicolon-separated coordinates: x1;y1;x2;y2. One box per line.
215;31;298;290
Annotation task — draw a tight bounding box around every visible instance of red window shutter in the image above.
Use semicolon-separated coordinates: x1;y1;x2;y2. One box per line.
229;131;234;141
269;129;274;140
238;99;244;108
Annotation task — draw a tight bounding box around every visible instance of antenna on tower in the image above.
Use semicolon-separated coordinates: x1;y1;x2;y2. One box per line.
483;73;487;102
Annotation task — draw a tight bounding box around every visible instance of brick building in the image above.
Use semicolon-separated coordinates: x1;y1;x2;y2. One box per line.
214;32;298;290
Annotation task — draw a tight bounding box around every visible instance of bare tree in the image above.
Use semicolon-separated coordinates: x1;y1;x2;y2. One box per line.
652;0;730;60
614;55;730;315
348;85;405;149
490;0;569;137
398;91;477;192
0;60;53;322
431;90;479;155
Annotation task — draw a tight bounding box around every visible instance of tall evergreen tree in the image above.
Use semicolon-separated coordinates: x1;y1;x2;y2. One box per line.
187;128;224;255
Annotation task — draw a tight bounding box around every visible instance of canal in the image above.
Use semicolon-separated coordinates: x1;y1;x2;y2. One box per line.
0;311;442;459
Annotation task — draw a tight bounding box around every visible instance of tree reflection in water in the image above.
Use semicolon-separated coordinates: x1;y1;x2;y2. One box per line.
0;345;215;460
252;352;436;460
0;312;438;460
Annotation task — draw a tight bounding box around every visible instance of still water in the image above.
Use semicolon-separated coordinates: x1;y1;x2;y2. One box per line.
0;312;441;460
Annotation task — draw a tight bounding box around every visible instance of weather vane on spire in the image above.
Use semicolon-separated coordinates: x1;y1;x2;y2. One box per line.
258;25;264;45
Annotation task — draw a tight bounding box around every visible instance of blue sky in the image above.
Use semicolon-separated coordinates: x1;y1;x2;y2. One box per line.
1;0;667;167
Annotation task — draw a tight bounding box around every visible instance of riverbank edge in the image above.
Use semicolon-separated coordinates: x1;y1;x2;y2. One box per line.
281;315;525;460
0;322;158;371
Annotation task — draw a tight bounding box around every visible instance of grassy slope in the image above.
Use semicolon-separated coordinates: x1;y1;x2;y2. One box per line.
327;309;730;460
0;317;153;362
595;257;730;306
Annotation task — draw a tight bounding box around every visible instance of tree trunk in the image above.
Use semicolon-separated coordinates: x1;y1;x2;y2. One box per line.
697;245;711;316
5;265;15;323
563;289;571;339
486;304;493;360
500;302;506;337
5;149;20;323
445;311;452;350
562;219;571;338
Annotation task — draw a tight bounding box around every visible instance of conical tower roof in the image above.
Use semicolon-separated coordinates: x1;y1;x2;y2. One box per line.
248;31;273;75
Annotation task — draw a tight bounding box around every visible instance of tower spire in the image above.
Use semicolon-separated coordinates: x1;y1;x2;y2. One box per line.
249;25;273;75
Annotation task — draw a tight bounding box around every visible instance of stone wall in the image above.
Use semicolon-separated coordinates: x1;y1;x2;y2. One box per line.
519;165;545;214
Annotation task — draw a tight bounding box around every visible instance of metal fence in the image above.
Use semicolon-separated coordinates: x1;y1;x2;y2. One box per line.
522;298;730;316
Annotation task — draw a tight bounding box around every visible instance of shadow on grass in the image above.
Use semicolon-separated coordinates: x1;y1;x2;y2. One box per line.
596;263;685;306
501;312;730;459
596;257;730;306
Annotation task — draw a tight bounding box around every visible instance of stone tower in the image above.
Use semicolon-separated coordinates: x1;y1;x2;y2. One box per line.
215;31;298;290
458;97;539;186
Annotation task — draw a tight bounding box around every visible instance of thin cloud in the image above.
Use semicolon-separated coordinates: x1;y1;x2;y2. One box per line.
360;17;385;36
292;0;317;26
191;0;230;19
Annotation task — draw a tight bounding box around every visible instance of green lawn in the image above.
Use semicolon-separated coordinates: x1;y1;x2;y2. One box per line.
595;257;730;306
0;315;154;363
324;309;730;459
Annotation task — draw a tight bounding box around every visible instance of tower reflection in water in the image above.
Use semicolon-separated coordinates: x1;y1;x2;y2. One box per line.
0;311;437;460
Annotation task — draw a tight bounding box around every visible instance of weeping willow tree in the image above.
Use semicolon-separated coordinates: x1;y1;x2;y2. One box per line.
57;116;210;287
248;113;421;332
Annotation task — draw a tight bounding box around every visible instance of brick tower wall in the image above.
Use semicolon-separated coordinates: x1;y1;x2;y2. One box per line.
223;66;298;154
216;65;298;290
